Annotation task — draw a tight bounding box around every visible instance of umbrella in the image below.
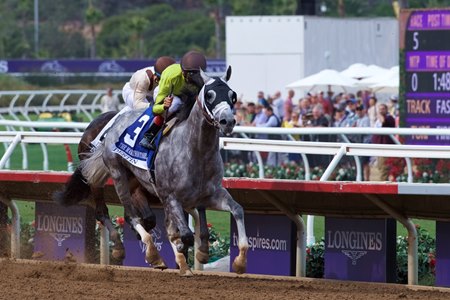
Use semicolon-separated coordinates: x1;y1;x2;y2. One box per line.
357;66;393;87
340;63;371;79
370;67;399;93
286;69;358;92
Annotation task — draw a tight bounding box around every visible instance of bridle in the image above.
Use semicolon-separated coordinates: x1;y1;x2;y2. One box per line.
196;78;234;129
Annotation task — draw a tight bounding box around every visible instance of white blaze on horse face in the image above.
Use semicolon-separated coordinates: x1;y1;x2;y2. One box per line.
213;102;235;136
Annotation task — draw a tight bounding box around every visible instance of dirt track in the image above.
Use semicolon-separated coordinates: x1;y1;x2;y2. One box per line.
1;259;449;299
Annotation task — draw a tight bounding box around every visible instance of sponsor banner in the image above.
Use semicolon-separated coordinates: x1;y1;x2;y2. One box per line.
230;213;295;276
0;59;226;75
34;202;95;263
435;221;450;287
123;208;176;269
325;217;396;283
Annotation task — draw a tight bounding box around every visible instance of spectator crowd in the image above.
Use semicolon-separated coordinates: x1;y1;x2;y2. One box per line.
228;89;400;181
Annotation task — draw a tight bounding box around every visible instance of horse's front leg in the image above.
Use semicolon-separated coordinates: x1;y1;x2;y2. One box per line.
207;188;248;274
163;198;194;276
131;185;157;232
110;168;166;269
195;207;210;264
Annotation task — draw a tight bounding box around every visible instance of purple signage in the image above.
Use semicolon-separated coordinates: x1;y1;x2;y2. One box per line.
404;8;450;145
325;217;396;283
435;221;450;287
230;213;295;276
407;10;450;30
122;208;176;269
0;59;226;75
34;202;95;263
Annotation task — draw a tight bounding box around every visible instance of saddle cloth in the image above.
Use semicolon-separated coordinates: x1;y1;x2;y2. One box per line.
112;107;162;170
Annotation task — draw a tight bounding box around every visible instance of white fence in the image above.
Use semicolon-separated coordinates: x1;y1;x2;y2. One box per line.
0;90;122;123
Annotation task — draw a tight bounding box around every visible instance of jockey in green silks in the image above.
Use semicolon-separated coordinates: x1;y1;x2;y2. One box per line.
139;50;207;150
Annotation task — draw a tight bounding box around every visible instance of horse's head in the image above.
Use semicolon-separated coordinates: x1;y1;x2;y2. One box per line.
198;66;237;136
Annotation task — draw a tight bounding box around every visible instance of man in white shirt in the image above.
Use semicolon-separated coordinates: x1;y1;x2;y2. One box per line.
100;87;120;113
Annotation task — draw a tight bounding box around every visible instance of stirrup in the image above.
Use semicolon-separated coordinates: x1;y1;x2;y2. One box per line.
140;137;156;150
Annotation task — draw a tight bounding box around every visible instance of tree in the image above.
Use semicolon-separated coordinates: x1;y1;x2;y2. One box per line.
85;2;104;58
128;16;149;59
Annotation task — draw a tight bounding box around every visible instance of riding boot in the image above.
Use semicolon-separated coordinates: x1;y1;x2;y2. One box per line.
140;121;162;150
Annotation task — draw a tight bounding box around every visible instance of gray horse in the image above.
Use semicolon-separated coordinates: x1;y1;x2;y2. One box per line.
79;67;248;276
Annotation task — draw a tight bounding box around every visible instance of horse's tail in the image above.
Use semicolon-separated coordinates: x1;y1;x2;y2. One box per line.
53;166;91;206
79;143;110;187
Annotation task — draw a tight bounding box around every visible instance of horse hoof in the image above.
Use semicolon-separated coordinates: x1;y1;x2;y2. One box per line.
179;268;194;277
112;248;125;260
152;260;168;270
195;250;209;264
232;257;247;274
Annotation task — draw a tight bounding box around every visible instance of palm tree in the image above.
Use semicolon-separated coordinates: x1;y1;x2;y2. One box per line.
85;2;103;58
128;16;149;59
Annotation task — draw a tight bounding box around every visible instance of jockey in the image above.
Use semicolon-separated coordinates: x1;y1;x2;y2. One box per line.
89;56;176;149
122;56;176;110
139;50;207;150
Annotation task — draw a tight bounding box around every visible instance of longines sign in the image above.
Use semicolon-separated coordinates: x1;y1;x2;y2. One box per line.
325;217;396;283
34;202;94;263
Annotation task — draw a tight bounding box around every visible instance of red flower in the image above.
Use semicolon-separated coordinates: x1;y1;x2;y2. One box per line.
116;216;125;227
207;223;213;228
306;248;311;255
429;258;436;268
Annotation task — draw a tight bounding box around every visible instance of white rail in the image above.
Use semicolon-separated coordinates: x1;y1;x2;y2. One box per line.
0;90;123;122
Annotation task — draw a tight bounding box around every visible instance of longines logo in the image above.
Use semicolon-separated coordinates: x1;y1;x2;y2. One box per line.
341;250;368;265
36;214;83;247
49;233;71;246
327;230;383;265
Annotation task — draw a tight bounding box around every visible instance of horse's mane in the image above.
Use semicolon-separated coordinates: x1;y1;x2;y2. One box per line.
175;84;200;122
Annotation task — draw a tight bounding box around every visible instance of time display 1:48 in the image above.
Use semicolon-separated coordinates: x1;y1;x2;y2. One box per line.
433;72;450;92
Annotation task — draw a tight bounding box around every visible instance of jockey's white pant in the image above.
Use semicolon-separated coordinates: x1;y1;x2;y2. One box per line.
90;106;131;149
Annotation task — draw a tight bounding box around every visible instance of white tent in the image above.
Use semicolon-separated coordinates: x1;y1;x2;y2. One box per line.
286;69;358;92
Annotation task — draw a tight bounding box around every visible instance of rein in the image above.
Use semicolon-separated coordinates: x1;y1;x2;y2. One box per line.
196;96;220;128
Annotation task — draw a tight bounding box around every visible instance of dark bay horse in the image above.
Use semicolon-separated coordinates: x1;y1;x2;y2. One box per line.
79;67;248;276
54;111;163;267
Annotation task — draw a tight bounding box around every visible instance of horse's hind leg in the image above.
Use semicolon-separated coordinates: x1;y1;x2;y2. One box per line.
92;187;125;261
207;188;248;274
110;166;166;269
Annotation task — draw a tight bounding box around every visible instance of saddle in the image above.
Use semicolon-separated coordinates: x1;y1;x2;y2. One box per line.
112;107;180;174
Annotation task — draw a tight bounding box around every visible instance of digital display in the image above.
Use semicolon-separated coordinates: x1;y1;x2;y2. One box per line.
402;9;450;144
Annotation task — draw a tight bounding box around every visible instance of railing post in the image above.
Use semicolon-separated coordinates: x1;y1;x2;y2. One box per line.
0;196;20;259
99;223;110;265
